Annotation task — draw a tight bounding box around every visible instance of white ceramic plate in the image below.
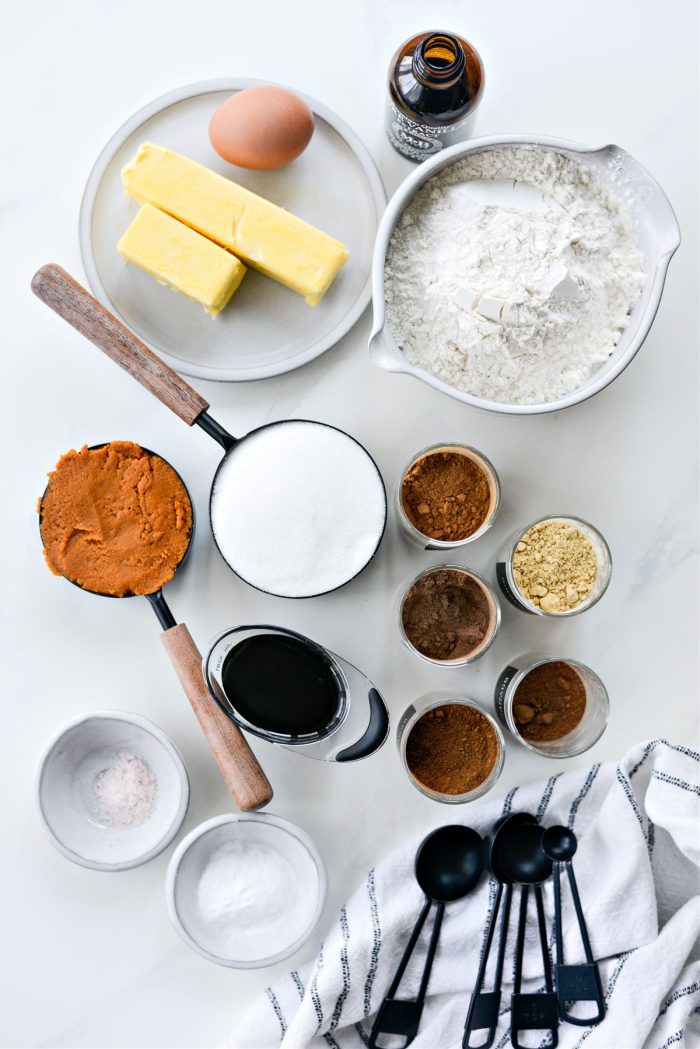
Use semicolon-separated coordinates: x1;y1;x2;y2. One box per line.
80;79;386;382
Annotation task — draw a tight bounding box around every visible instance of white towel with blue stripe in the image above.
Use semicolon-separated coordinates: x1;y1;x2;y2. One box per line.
226;740;700;1049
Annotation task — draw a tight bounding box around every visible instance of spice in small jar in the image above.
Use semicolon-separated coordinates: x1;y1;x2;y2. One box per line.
513;662;586;742
512;519;598;613
401;567;498;663
401;448;493;542
406;703;500;796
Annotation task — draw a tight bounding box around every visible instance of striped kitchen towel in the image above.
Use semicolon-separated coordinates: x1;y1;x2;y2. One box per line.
225;740;700;1049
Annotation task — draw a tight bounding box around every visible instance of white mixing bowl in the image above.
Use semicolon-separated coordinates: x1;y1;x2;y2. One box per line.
370;134;680;415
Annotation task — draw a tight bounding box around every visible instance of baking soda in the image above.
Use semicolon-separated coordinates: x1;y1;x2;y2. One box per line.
210;421;386;597
194;834;319;959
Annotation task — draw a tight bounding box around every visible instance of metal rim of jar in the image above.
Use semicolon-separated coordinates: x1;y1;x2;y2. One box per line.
398;563;502;666
500;656;610;758
504;513;613;617
399;696;506;803
397;442;502;548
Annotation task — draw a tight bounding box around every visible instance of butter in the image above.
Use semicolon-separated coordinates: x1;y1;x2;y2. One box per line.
117;203;246;317
121;142;349;306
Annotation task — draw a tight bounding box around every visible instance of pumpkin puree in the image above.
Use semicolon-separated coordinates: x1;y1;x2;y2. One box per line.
40;442;192;597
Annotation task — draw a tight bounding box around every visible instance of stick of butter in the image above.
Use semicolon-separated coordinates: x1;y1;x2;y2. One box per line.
121;142;349;307
117;203;246;317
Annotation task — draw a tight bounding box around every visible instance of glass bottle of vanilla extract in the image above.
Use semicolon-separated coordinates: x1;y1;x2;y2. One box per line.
386;31;485;162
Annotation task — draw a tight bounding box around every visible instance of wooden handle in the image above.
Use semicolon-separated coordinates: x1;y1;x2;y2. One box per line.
160;623;273;811
31;264;209;425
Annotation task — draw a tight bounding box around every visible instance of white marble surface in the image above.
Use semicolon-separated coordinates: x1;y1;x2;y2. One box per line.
2;1;698;1046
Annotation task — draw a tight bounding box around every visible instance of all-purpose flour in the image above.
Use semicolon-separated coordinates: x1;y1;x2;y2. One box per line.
384;146;646;405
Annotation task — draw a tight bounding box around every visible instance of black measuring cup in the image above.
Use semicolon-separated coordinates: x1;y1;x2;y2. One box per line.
38;442;272;812
498;821;558;1049
31;266;387;600
463;812;534;1049
541;826;605;1026
370;826;484;1048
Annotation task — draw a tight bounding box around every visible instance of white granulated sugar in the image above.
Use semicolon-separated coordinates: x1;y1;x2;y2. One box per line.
91;751;157;828
210;421;386;597
384;146;646;405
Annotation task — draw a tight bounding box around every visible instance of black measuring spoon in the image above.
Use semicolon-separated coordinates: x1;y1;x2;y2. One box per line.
31;265;387;600
463;812;535;1049
370;826;484;1049
541;826;605;1026
38;442;272;812
498;822;558;1049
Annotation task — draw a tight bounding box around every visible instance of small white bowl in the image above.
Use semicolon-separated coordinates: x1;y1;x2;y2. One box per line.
166;813;327;968
36;711;189;871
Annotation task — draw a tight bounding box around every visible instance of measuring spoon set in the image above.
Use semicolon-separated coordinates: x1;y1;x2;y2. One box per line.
369;814;605;1049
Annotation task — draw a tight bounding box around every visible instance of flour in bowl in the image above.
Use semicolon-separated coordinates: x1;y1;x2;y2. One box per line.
384;146;646;405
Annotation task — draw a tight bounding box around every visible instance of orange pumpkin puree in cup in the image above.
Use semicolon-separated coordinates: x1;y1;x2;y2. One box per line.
40;442;192;597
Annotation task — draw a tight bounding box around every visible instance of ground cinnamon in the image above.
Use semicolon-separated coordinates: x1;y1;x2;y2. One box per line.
513;661;586;741
406;704;500;795
402;449;491;541
401;567;494;661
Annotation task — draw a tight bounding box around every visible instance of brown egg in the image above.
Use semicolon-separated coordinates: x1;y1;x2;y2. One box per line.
209;86;315;170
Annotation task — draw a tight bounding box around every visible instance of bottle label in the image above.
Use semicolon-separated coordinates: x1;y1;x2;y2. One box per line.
494;664;520;725
386;101;471;161
495;562;533;614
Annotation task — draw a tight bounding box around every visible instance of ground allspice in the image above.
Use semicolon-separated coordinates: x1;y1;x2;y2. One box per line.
402;450;491;541
406;703;500;795
513;662;586;742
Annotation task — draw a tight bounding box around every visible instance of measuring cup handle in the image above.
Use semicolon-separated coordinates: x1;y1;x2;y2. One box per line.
160;624;273;811
335;688;389;762
31;264;209;426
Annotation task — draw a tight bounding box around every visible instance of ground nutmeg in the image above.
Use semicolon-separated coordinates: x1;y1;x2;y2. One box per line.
406;703;500;795
402;449;491;541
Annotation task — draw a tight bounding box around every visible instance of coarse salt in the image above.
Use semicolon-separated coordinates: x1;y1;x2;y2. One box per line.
91;750;157;828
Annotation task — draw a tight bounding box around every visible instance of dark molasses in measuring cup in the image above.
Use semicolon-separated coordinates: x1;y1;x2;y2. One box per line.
203;625;389;762
386;31;484;161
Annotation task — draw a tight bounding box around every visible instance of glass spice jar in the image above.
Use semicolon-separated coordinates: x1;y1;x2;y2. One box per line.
397;564;501;667
386;30;485;162
397;442;501;550
495;514;612;617
397;693;505;803
494;654;609;758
